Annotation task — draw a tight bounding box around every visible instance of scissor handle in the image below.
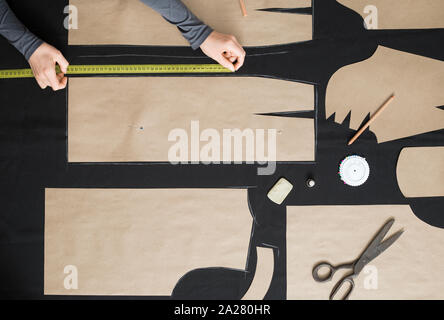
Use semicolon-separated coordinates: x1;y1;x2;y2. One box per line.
312;262;336;282
312;261;354;282
329;275;355;300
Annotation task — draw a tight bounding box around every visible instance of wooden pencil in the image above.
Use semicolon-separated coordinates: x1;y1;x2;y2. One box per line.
239;0;248;17
348;94;395;145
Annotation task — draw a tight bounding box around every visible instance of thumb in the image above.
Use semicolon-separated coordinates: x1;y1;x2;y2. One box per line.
55;53;70;74
216;55;235;72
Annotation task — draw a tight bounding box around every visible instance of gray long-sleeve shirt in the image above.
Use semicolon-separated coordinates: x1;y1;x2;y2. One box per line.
140;0;212;49
0;0;212;60
0;0;43;60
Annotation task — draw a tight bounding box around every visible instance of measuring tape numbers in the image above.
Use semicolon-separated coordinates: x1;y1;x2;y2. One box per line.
0;64;231;79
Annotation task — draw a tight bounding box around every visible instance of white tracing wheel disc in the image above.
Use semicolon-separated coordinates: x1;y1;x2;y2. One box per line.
339;155;370;187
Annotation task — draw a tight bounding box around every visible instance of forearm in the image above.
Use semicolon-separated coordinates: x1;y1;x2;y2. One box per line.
0;0;43;60
140;0;212;49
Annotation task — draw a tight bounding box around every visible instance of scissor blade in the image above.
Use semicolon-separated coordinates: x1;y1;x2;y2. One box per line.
372;229;404;259
365;219;395;254
354;219;399;274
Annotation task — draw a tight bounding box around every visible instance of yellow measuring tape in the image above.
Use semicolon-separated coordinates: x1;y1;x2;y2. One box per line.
0;64;231;79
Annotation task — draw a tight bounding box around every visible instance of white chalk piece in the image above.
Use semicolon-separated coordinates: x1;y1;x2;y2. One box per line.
339;155;370;187
267;178;293;205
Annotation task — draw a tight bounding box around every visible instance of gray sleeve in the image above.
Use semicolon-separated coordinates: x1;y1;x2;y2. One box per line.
0;0;43;60
140;0;213;50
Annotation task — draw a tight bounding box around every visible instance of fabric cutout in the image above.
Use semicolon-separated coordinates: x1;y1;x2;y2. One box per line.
397;147;444;198
287;205;444;300
241;247;274;300
326;46;444;143
172;268;250;299
338;0;444;30
68;77;315;162
69;0;312;46
44;188;252;295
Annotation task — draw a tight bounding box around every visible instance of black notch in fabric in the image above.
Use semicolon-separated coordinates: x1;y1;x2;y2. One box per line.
255;110;315;119
257;7;313;15
341;111;352;127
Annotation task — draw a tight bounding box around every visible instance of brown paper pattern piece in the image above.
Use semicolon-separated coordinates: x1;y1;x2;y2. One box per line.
44;188;253;295
241;247;274;300
69;0;312;46
338;0;444;30
326;46;444;143
287;205;444;300
68;77;315;162
397;147;444;198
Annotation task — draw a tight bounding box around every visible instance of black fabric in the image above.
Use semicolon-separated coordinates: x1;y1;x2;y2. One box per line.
0;0;443;299
257;7;313;15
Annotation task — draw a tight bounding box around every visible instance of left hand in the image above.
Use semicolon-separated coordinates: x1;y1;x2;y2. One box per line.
200;31;246;72
28;42;69;91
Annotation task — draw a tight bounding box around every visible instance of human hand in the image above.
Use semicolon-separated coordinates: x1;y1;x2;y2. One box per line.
28;42;69;91
200;31;246;72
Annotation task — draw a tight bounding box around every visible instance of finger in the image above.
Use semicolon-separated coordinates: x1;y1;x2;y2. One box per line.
227;42;246;71
233;49;246;71
222;52;237;63
41;74;53;90
31;68;46;89
59;75;68;89
227;54;237;63
233;52;245;71
232;46;246;70
41;75;51;89
216;55;235;72
225;50;244;71
35;76;48;89
46;68;62;91
56;72;68;89
55;52;69;73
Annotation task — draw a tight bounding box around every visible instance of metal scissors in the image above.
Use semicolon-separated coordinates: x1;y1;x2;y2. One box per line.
312;218;403;300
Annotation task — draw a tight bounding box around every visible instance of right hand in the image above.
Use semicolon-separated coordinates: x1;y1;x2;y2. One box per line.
28;42;69;91
200;31;246;72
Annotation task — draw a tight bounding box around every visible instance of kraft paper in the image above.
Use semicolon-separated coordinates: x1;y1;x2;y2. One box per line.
397;147;444;198
68;77;315;162
69;0;312;46
44;188;252;295
241;247;274;300
287;205;444;300
338;0;444;30
326;46;444;143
